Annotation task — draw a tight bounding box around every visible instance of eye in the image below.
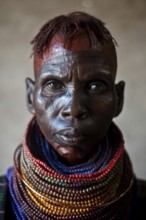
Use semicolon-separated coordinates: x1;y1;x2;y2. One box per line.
42;79;66;94
87;80;108;95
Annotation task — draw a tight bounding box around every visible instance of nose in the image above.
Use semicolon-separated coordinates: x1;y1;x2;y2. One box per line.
61;92;88;120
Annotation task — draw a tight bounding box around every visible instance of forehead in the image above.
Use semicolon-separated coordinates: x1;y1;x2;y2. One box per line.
41;48;109;75
34;32;117;79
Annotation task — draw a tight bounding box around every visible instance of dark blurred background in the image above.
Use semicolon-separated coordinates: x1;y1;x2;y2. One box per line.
0;0;146;178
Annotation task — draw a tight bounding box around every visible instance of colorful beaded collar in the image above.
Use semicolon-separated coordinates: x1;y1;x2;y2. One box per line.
7;117;134;220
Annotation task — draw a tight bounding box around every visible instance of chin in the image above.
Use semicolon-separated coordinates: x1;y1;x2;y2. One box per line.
56;146;87;165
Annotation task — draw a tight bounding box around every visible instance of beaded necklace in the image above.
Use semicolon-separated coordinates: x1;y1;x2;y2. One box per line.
7;117;135;220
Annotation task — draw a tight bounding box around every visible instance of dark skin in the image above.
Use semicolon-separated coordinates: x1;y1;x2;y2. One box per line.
26;33;125;165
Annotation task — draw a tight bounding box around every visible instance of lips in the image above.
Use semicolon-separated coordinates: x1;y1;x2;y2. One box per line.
55;130;85;146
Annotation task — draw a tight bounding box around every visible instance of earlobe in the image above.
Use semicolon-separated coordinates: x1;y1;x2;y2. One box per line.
25;77;35;114
114;81;125;117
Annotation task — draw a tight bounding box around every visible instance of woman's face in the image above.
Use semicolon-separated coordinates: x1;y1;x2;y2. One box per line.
32;33;118;165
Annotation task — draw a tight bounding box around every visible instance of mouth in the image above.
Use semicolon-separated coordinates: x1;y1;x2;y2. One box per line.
55;130;85;146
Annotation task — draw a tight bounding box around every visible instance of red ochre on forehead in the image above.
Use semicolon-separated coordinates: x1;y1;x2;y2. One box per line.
50;31;92;52
33;31;96;76
33;31;117;79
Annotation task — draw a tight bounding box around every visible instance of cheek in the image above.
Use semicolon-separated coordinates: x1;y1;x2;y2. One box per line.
34;90;53;115
34;92;62;128
102;95;117;120
93;94;117;119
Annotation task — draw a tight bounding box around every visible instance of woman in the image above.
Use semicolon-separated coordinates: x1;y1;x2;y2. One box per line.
0;11;146;220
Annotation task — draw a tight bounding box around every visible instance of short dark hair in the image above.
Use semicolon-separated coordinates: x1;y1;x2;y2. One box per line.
31;11;117;57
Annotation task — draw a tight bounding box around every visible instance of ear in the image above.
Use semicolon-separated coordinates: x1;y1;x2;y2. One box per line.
114;81;125;117
25;77;35;114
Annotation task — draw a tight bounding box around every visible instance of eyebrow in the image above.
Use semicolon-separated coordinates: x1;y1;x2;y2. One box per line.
40;64;69;82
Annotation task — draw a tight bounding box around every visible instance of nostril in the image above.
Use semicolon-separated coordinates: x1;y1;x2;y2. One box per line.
80;112;87;119
76;110;87;120
61;111;70;117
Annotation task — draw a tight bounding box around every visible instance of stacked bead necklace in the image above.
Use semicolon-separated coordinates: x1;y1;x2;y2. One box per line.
7;117;134;220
